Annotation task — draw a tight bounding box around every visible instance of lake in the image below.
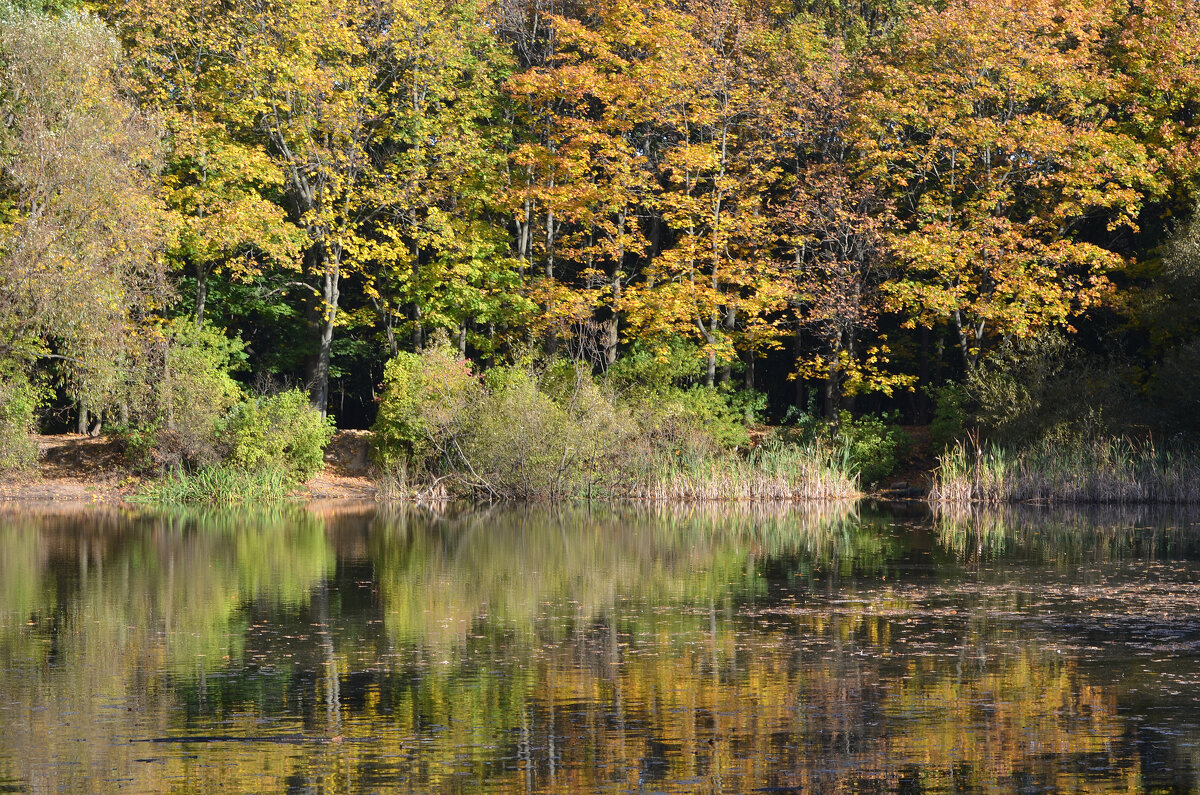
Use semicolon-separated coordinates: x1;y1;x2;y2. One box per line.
1;502;1199;793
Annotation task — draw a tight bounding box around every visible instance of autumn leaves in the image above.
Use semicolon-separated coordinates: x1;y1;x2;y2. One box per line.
7;0;1195;420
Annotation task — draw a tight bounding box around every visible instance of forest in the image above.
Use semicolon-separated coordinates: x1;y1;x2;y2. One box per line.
1;0;1199;499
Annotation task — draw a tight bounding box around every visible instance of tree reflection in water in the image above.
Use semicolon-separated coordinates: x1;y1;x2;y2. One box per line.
0;502;1199;792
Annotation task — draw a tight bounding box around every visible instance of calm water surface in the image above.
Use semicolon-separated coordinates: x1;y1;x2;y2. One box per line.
2;502;1200;793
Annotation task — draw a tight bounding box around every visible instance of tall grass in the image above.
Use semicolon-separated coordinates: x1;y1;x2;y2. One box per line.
138;464;296;506
374;460;450;503
931;435;1200;504
622;443;859;502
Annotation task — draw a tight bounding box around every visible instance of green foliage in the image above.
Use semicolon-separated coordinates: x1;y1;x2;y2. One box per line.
112;420;161;473
0;369;41;472
962;335;1135;448
607;341;765;454
928;383;967;452
463;364;633;499
139;463;295;505
158;319;246;467
0;3;165;411
120;319;246;472
222;389;334;480
834;411;910;486
371;337;481;470
606;339;708;396
372;342;849;501
774;410;909;486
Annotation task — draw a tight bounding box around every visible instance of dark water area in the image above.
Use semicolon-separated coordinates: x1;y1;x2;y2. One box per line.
3;502;1200;793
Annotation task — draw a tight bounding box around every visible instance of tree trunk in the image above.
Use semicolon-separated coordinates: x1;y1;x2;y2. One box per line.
841;333;858;413
310;247;341;416
76;402;88;435
793;328;805;410
603;208;626;368
195;264;208;326
954;309;982;371
409;234;424;351
823;361;839;419
917;325;930;423
719;305;736;385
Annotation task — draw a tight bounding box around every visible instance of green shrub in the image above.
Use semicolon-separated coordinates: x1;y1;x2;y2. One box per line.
463;368;575;498
835;411;910;486
605;338;707;396
772;409;909;486
606;340;763;452
222;389;334;480
963;334;1135;447
113;420;160;473
372;337;481;470
154;319;246;468
928;382;967;452
464;364;634;499
0;369;41;473
670;385;763;450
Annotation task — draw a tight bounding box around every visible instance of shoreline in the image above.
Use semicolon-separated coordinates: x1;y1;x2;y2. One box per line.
0;432;381;505
0;430;936;508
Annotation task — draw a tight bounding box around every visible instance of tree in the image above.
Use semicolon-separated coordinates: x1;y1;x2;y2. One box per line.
112;0;304;327
367;0;525;360
0;4;167;421
857;0;1156;369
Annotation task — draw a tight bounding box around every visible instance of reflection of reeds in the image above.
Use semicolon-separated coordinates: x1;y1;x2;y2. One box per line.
622;445;859;502
933;502;1200;562
931;437;1200;504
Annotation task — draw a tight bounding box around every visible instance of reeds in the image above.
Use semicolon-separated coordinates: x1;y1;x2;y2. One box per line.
931;435;1200;504
138;464;296;505
374;460;450;503
622;443;859;502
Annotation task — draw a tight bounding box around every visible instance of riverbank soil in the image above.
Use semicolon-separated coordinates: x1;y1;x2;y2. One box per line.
0;434;139;503
299;429;378;500
0;431;379;503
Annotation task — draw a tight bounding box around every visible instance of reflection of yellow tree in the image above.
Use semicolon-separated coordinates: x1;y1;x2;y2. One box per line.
0;504;1193;792
228;608;1142;794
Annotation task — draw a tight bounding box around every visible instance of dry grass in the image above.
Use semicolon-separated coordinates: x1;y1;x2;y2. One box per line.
621;444;859;502
930;436;1200;505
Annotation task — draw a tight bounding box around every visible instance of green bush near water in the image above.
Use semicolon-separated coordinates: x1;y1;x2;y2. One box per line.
370;340;480;471
608;342;765;451
371;341;857;501
117;324;335;504
153;318;248;468
222;389;334;480
772;409;909;487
